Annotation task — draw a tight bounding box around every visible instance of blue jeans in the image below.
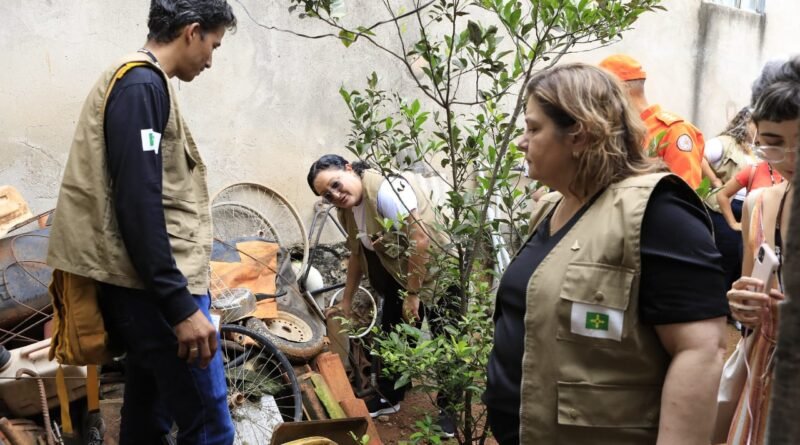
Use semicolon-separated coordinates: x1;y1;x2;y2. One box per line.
99;286;234;445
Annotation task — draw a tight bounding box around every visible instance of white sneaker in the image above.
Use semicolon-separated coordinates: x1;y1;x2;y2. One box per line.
366;398;400;417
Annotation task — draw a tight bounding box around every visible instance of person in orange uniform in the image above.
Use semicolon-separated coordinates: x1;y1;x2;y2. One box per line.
600;54;708;189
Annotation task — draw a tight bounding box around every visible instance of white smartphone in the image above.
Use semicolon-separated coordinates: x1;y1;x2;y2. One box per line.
749;243;779;292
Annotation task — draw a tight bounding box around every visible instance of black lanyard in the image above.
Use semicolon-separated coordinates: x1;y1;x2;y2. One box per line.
768;163;776;185
137;48;159;65
775;183;791;293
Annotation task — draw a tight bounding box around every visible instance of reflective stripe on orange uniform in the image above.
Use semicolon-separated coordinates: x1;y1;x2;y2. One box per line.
641;104;705;189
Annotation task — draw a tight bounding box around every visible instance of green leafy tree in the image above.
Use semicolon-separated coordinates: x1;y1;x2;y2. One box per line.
274;1;665;442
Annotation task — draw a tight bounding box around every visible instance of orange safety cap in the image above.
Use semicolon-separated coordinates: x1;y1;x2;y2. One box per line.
599;54;647;81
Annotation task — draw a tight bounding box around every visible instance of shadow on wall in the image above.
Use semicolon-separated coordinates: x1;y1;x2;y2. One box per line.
691;1;766;126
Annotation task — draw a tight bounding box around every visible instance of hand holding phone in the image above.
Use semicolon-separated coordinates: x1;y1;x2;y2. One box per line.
748;243;779;292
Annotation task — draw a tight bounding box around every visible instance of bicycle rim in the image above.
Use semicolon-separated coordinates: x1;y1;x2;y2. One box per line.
328;286;377;339
212;182;309;271
220;324;302;443
211;202;281;245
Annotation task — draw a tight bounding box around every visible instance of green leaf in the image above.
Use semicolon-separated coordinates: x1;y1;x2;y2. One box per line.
695;177;713;199
467;20;482;46
356;26;376;37
338;29;356;47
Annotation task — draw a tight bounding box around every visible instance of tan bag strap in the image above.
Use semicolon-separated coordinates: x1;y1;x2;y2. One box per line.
56;366;73;435
99;61;151;117
55;364;101;435
87;365;101;412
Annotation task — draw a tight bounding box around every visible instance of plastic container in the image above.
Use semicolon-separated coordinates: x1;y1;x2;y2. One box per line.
0;339;87;417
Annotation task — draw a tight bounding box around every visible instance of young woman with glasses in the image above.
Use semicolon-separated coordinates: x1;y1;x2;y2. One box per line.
306;154;458;436
723;65;800;444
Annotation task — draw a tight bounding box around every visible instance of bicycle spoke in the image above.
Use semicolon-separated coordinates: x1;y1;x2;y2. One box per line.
220;324;302;444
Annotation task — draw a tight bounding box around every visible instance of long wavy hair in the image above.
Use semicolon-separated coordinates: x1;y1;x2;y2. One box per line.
720;107;753;146
525;63;660;198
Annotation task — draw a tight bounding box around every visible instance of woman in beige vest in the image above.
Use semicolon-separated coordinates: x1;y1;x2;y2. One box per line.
484;63;729;444
705;108;758;289
307;155;458;436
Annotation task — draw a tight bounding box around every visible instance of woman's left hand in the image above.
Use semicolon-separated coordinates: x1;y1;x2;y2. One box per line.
727;277;784;329
403;294;421;323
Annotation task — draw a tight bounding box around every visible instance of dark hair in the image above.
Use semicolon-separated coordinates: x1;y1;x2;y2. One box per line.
719;107;753;145
147;0;237;43
306;154;370;195
779;55;800;83
751;59;787;107
752;81;800;123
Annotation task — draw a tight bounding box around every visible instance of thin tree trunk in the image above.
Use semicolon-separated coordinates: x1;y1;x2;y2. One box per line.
766;154;800;443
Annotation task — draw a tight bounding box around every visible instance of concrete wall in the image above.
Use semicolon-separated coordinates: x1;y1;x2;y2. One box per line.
2;0;799;242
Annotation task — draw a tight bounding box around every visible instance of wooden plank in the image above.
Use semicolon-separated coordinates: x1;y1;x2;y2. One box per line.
325;310;351;372
298;373;328;420
340;398;383;445
310;373;346;419
314;352;356;403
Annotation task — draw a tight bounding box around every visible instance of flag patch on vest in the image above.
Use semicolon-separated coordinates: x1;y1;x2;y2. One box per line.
141;129;161;154
570;302;623;341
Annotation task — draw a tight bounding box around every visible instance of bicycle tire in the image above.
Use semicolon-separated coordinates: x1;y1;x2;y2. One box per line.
219;323;302;443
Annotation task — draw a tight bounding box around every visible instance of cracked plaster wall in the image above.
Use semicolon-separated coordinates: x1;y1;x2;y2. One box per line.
1;0;799;242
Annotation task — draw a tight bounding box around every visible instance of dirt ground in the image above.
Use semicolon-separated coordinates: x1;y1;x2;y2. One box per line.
373;390;498;445
372;323;742;444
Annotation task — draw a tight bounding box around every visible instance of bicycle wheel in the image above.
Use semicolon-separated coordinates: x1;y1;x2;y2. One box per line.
212;183;309;271
327;286;377;339
219;323;302;444
211;201;280;244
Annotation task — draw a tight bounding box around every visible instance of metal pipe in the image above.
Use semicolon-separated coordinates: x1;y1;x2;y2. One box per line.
15;369;54;445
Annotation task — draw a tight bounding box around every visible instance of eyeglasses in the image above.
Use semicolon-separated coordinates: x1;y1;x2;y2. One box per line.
321;179;344;203
751;144;800;163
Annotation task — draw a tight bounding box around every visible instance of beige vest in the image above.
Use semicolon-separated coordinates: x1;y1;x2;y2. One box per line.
47;53;212;294
518;173;705;444
338;169;444;303
705;135;753;212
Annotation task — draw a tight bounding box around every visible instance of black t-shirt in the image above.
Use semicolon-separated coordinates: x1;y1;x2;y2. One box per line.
484;183;729;419
103;62;198;326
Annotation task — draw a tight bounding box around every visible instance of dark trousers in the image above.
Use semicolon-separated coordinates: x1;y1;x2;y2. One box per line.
710;199;744;291
487;408;519;445
363;249;459;408
99;286;234;445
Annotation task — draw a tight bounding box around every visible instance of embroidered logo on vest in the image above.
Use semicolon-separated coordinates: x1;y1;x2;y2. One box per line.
570;302;623;341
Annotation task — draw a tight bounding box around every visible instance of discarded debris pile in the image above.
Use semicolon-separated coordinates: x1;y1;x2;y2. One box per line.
0;182;387;445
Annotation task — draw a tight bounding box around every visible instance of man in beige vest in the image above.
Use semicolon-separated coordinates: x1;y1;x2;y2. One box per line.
47;1;236;443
